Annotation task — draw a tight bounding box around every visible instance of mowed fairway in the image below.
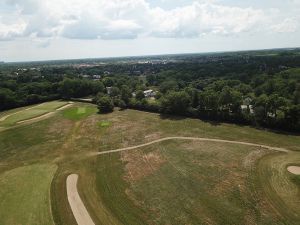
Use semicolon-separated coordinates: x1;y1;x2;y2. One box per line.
0;164;57;225
0;101;69;127
0;102;299;225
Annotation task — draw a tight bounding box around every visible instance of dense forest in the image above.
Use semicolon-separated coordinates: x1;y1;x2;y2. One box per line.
1;49;300;132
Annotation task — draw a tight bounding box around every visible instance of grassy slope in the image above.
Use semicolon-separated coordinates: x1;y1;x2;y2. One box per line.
94;141;300;225
0;103;299;225
82;109;300;152
0;164;57;225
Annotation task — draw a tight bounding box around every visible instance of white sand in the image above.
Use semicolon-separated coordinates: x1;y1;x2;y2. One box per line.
287;166;300;175
66;174;95;225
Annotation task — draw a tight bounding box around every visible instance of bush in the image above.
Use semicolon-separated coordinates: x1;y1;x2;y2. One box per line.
96;96;114;113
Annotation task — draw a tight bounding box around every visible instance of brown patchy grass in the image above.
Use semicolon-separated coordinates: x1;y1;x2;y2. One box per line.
121;150;166;182
1;103;300;225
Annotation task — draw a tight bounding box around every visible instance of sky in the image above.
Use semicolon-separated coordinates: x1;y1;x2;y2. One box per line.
0;0;299;62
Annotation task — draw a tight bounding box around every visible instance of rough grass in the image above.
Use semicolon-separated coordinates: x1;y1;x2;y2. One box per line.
0;164;57;225
63;106;97;120
0;103;299;225
94;141;300;225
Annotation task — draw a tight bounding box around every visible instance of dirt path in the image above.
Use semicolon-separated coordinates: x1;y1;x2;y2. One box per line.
92;137;290;156
67;174;95;225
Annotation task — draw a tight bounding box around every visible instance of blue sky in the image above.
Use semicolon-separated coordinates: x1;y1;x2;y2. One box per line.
0;0;299;62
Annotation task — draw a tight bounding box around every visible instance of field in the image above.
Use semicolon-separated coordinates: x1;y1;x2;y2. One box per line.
0;102;299;225
0;164;57;225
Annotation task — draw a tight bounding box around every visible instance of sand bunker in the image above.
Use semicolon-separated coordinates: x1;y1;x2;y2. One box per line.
287;166;300;175
66;174;95;225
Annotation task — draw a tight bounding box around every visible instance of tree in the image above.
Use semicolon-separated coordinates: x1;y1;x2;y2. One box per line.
284;104;300;130
159;80;178;94
294;84;300;105
268;94;287;118
92;81;105;94
120;85;132;104
254;94;269;121
0;88;17;110
103;77;114;87
136;90;145;101
219;86;233;111
110;87;120;97
96;96;114;113
160;91;191;115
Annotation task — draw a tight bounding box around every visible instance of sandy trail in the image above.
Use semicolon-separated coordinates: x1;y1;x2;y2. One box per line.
287;166;300;175
93;136;290;156
56;102;74;111
67;174;95;225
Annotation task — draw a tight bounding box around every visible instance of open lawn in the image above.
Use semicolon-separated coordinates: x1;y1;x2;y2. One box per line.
63;106;98;120
0;164;57;225
91;141;299;225
0;102;299;225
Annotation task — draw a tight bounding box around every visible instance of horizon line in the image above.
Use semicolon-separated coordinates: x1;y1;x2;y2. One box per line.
3;46;300;64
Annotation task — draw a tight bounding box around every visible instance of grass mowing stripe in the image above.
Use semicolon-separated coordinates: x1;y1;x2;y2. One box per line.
0;164;57;225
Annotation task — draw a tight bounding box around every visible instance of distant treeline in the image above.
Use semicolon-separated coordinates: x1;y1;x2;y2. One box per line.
1;51;300;132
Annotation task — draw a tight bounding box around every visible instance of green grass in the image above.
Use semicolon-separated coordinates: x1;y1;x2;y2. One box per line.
256;152;300;224
63;106;97;120
0;102;300;225
94;141;300;225
0;164;57;225
98;120;111;128
0;101;68;127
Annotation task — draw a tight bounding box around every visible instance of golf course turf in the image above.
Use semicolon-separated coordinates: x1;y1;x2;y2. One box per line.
0;102;299;225
0;164;57;225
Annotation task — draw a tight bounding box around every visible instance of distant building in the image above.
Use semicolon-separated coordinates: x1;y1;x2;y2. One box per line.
92;75;101;80
241;97;254;114
241;104;254;114
143;90;156;98
243;97;252;105
106;87;112;95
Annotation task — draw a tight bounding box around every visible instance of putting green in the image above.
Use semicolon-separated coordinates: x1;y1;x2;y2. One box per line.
0;164;57;225
63;106;97;120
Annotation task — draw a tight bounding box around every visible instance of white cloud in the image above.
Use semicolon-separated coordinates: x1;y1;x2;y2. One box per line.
0;18;26;40
0;0;298;41
271;18;298;33
150;3;267;38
